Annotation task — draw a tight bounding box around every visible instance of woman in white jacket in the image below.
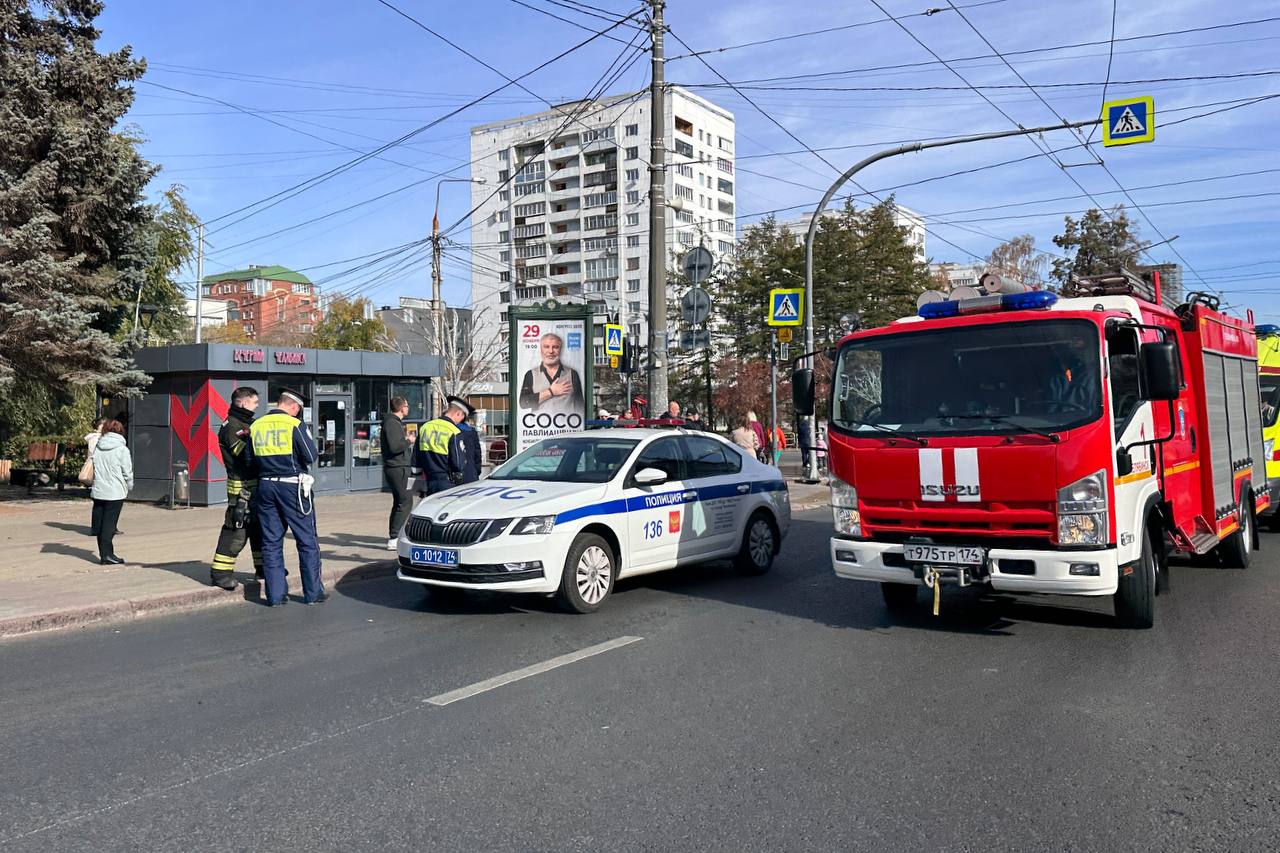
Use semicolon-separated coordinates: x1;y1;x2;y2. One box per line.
89;420;133;565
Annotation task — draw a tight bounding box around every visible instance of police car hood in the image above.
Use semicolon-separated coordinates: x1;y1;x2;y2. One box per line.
415;480;608;521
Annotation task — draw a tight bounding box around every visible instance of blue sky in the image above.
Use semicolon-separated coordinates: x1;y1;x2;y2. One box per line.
98;0;1280;321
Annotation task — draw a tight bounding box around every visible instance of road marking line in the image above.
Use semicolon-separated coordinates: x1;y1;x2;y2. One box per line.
424;635;643;707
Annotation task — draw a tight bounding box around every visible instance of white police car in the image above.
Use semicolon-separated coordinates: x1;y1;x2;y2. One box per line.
396;428;790;613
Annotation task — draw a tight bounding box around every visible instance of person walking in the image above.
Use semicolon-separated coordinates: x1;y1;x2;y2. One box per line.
798;418;812;471
413;396;469;497
381;396;414;551
747;411;767;463
210;387;264;589
247;387;325;607
731;418;759;456
89;420;132;565
772;425;787;466
457;400;482;484
85;419;105;537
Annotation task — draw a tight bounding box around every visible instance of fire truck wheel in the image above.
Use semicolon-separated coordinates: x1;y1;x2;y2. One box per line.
1114;531;1156;629
881;582;918;612
1218;499;1254;569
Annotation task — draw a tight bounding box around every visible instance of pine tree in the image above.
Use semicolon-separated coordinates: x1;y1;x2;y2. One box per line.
1050;206;1143;286
0;0;157;394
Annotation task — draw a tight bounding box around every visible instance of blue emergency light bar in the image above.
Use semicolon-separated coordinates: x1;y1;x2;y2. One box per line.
918;290;1058;319
1257;323;1280;337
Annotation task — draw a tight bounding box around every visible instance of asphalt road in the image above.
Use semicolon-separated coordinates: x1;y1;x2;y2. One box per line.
2;509;1279;852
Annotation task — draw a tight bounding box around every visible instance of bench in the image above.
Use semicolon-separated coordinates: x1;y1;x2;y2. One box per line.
12;441;64;492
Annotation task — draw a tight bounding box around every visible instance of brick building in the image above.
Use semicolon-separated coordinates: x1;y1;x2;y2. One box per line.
200;265;321;341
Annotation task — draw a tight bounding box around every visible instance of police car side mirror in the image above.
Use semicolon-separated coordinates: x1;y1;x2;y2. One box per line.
1139;341;1180;401
634;467;668;486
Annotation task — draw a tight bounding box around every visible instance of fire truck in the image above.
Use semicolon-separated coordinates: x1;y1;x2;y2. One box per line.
806;272;1270;628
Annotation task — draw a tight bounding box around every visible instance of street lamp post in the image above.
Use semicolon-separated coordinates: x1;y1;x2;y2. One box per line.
431;177;485;409
800;116;1102;482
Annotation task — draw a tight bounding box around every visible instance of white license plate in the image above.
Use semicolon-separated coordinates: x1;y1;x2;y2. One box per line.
410;546;459;567
903;543;985;566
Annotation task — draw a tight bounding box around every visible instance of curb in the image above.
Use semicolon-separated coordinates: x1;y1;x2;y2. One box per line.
0;557;399;641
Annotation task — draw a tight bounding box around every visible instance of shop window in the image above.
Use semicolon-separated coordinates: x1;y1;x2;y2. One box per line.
391;381;427;424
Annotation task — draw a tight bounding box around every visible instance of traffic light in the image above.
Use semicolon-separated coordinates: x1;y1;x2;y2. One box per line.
619;337;639;374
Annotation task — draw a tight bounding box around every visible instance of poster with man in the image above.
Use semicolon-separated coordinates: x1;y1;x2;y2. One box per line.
515;317;587;452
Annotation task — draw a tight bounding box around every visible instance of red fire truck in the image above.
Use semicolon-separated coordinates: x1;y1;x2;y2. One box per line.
810;273;1270;628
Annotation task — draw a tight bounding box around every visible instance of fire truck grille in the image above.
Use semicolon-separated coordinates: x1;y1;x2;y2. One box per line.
860;500;1056;540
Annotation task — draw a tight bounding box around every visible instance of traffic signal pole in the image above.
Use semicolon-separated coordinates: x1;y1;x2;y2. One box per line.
799;115;1102;482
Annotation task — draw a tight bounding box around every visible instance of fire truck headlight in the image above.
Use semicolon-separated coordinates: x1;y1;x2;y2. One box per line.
831;476;861;536
1058;512;1106;545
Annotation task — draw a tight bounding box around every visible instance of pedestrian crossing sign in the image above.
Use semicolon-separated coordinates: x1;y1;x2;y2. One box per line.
604;323;624;356
768;288;803;326
1102;96;1154;147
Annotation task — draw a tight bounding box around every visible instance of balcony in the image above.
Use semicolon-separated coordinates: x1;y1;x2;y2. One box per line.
549;206;580;222
718;199;735;215
515;243;547;260
513;223;545;239
515;286;548;301
583;279;619;294
582;191;617;208
583;169;618;189
549;184;581;201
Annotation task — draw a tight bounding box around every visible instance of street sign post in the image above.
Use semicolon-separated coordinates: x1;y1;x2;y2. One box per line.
678;329;711;350
777;327;793;343
604;323;624;357
1102;96;1154;147
681;287;711;325
768;288;803;327
682;246;714;284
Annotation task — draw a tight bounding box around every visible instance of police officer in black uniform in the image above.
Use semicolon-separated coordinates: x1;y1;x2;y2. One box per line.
210;387;264;589
457;400;482;484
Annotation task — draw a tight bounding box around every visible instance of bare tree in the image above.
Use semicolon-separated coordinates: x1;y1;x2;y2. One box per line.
987;234;1047;287
382;304;505;398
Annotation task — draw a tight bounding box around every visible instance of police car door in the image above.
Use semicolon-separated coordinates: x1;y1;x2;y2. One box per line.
680;435;747;557
623;436;689;572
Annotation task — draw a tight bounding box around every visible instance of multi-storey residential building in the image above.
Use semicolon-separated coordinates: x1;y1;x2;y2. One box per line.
928;261;987;291
468;87;736;378
778;204;927;264
200;265;321;341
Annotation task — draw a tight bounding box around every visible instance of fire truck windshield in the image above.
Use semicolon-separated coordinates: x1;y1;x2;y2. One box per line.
832;318;1103;437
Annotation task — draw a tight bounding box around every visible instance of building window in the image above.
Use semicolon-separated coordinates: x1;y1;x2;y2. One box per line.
585;257;619;278
717;157;733;174
625;146;638;160
718;240;733;254
674;116;693;136
673;184;693;201
625;123;639;136
292;282;310;294
581;126;615;142
584;213;617;231
718;220;733;233
675;163;692;178
499;271;510;282
500;250;511;262
499;190;509;201
594;344;605;364
626;190;640;204
628;300;641;313
514;201;545;217
626;235;640;247
674;139;693;159
629;323;640;339
627;278;641;292
498;149;510;161
718;136;732;152
514;182;544;196
498;169;509;182
678;231;694;246
625;168;640;182
626;257;640;271
676;209;693;223
495;210;508;222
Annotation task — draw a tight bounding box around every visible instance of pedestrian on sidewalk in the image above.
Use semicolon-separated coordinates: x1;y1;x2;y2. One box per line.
381;396;413;551
248;387;325;607
85;419;105;537
799;418;812;470
210;387;263;590
747;411;767;463
731;418;759;455
772;425;787;466
89;420;132;565
457;400;482;484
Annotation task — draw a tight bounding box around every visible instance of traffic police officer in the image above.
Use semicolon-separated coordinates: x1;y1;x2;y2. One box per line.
210;386;264;589
247;387;325;606
413;396;470;496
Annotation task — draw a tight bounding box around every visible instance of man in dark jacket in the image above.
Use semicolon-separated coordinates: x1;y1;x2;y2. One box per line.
210;387;264;590
381;396;413;550
457;400;482;484
413;397;470;496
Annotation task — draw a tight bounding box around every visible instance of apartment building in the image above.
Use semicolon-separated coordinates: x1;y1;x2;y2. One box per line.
200;264;321;340
777;204;927;264
468;87;736;378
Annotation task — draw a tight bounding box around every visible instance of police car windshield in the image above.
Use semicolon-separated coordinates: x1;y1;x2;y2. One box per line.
489;437;640;483
832;318;1102;436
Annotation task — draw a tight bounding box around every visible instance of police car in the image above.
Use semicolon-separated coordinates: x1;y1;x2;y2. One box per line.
395;427;791;612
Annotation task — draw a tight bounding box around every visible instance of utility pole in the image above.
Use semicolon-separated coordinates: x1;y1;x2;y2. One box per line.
769;333;778;467
194;222;204;344
646;0;669;416
430;178;484;411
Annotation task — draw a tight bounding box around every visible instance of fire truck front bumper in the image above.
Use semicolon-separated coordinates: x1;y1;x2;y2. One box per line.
830;539;1119;596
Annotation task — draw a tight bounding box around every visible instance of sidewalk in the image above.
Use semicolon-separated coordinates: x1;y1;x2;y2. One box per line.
0;481;829;639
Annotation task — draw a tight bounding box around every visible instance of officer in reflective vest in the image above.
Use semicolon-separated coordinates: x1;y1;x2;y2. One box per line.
246;387;326;606
210;386;264;590
413;396;470;496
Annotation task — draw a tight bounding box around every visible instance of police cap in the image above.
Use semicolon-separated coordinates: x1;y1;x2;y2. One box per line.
446;395;476;417
278;386;308;408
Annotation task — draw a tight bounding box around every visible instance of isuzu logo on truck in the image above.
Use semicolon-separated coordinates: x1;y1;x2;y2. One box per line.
921;483;980;498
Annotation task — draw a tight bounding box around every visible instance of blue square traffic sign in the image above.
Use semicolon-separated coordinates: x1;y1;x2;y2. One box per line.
1102;96;1154;147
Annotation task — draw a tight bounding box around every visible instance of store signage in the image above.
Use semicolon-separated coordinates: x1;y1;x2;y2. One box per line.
274;351;306;365
233;348;264;363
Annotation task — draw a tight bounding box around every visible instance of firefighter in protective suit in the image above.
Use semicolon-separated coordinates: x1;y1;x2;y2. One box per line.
413;396;471;496
247;387;325;607
210;387;264;589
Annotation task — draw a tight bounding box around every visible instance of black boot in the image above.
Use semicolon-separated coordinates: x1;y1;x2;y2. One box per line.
210;570;237;590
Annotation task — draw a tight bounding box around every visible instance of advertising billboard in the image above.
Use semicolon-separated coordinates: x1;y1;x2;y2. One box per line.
510;303;593;453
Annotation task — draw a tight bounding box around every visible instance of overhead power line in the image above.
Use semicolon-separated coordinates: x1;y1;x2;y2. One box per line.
681;69;1280;93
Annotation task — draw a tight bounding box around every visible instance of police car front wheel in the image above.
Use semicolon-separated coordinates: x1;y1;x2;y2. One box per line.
558;533;617;614
734;511;777;576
